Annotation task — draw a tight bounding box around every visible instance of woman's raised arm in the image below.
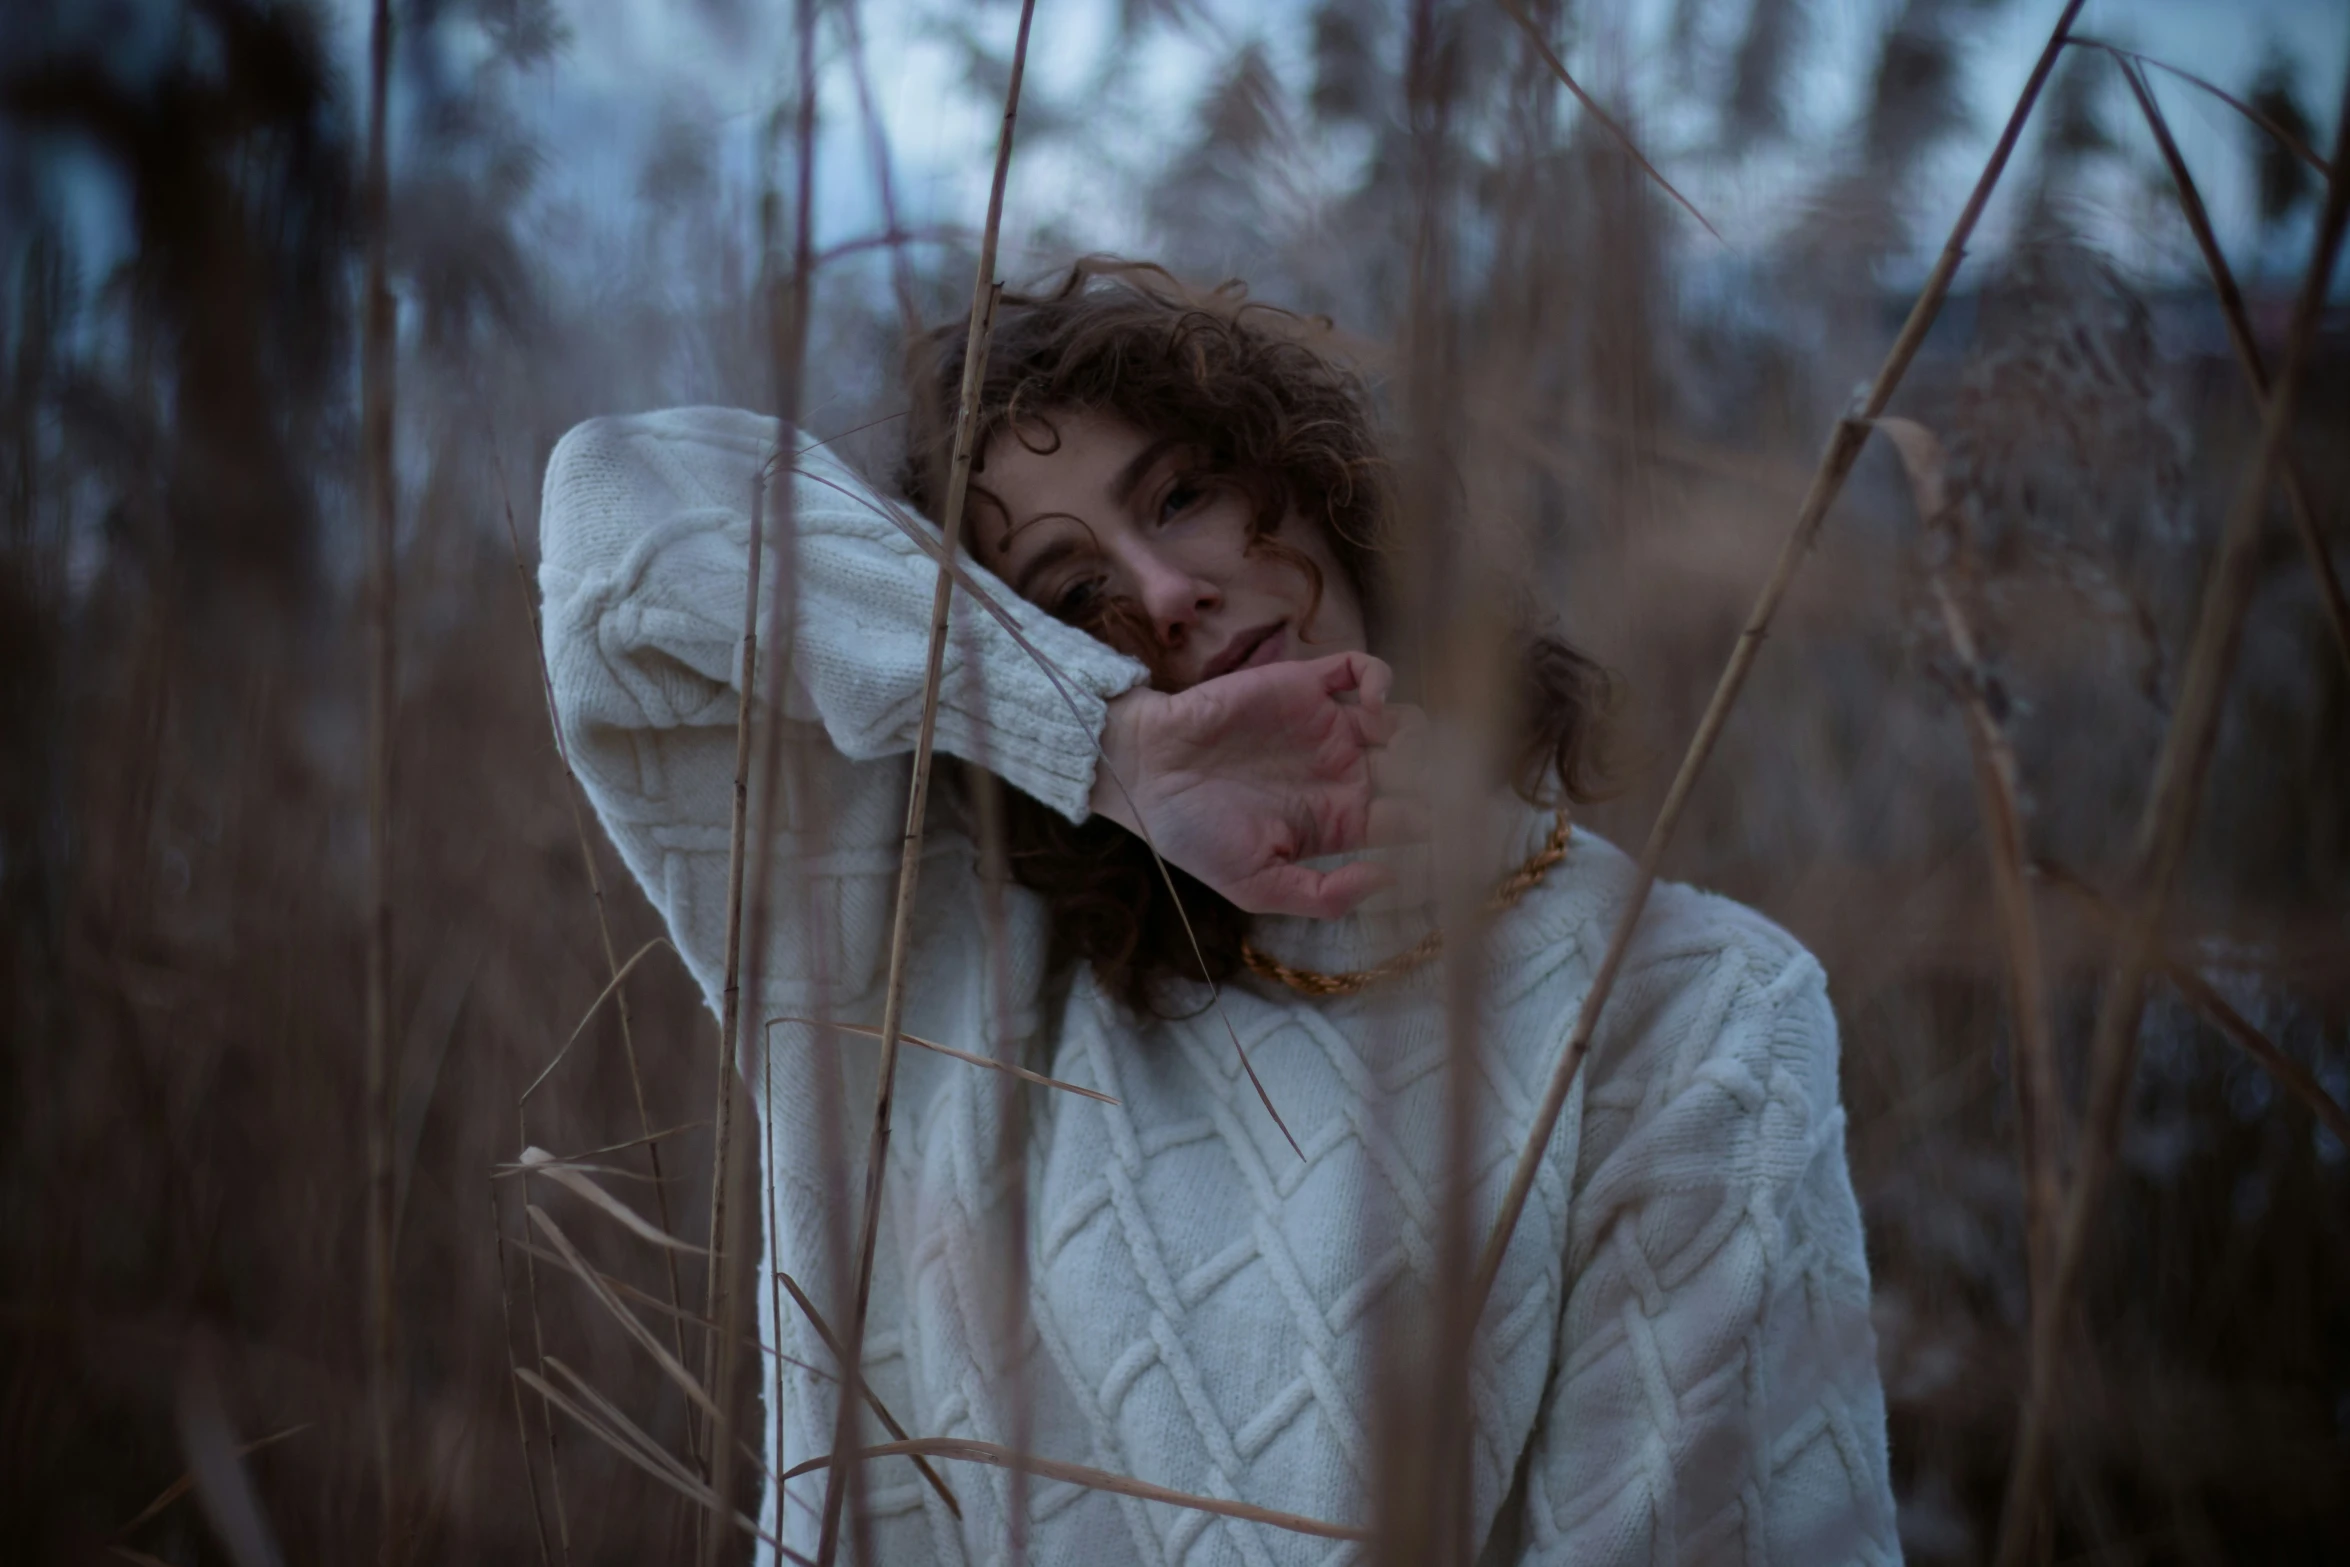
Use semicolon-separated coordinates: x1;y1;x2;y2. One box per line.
535;405;1151;1016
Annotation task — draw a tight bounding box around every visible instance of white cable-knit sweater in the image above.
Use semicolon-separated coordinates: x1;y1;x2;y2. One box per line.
538;406;1902;1566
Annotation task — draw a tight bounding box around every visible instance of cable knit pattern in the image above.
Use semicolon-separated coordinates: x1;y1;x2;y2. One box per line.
538;406;1902;1565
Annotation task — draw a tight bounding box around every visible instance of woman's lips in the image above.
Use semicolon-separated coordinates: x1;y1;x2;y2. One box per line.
1203;621;1285;681
1240;623;1286;670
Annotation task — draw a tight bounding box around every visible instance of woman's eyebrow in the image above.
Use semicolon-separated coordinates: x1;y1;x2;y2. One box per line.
1108;437;1185;510
1011;535;1084;596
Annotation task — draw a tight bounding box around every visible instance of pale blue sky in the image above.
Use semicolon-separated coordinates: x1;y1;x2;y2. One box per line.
42;2;2348;305
448;0;2349;287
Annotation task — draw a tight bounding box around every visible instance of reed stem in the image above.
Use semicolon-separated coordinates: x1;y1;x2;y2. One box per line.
360;0;400;1552
1993;54;2350;1560
496;458;700;1445
816;5;1038;1557
2103;48;2350;680
1469;0;2092;1327
714;0;828;1557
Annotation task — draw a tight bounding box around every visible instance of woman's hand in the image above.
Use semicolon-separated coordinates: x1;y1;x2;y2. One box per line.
1088;652;1429;919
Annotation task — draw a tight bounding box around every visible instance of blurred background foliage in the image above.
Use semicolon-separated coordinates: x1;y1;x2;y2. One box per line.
2;0;2345;1561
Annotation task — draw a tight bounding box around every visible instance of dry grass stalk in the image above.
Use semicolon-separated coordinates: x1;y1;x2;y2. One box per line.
520;937;678;1101
175;1344;287;1567
1470;0;2094;1322
719;3;830;1557
816;4;1038;1559
2101;51;2350;680
358;0;400;1551
838;0;922;342
537;1123;709;1160
1495;0;1722;242
528;1204;725;1425
774;1272;961;1519
786;1439;1369;1543
498;1156;669;1183
1993;55;2350;1566
761;945;787;1566
539;1359;706;1497
955;674;1037;1560
2073;37;2334;180
515;1368;804;1561
496;458;699;1396
545;1353;799;1524
513;1148;708;1254
509;1114;574;1561
1872;415;2067;1292
113;1425;310;1543
1137;865;1308;1152
763;1016;1118;1105
906;546;1038;1554
494;906;602;1556
1389;1;1485;1555
900;553;1040;1551
2033;860;2350;1151
511;1236;824;1372
490;1195;558;1567
699;445;773;1549
2156;972;2350;1153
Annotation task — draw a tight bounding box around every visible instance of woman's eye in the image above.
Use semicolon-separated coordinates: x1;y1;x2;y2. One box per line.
1052;575;1106;619
1158;479;1206;525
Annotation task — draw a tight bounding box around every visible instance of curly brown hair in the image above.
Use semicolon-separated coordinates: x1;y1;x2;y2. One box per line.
900;258;1610;1016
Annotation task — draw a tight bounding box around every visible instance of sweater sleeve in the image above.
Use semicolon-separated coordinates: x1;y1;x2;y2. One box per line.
536;405;1149;1015
1507;912;1902;1566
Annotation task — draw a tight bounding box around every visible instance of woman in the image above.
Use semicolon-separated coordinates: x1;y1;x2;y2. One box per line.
538;261;1900;1564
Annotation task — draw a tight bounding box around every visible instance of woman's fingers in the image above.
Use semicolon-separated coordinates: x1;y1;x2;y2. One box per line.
1350;653;1392;717
1123;653;1432;916
1309;650;1391;708
1349;697;1408;749
1236;859;1396;920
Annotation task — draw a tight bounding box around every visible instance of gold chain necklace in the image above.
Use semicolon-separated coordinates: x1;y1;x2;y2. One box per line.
1239;805;1573;999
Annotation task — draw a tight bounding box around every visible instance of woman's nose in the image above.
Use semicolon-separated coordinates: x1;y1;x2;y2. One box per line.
1123;541;1219;649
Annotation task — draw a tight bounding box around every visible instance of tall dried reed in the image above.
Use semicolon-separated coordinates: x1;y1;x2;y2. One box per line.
1995;49;2350;1564
1473;0;2093;1322
814;5;1036;1557
360;0;400;1550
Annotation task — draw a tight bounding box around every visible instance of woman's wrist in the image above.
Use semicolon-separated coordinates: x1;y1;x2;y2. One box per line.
1089;686;1163;831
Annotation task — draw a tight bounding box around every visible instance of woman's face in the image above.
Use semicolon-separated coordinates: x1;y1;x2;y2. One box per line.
968;409;1367;691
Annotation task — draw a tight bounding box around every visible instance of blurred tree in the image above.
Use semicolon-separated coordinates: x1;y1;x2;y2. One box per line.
474;0;567;68
1726;0;1806;145
393;0;561;359
1309;0;1387;128
2247;45;2316;230
1775;0;1998;269
0;227;75;1002
0;0;353;601
1147;40;1296;278
2014;45;2117;242
1861;0;1973;183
